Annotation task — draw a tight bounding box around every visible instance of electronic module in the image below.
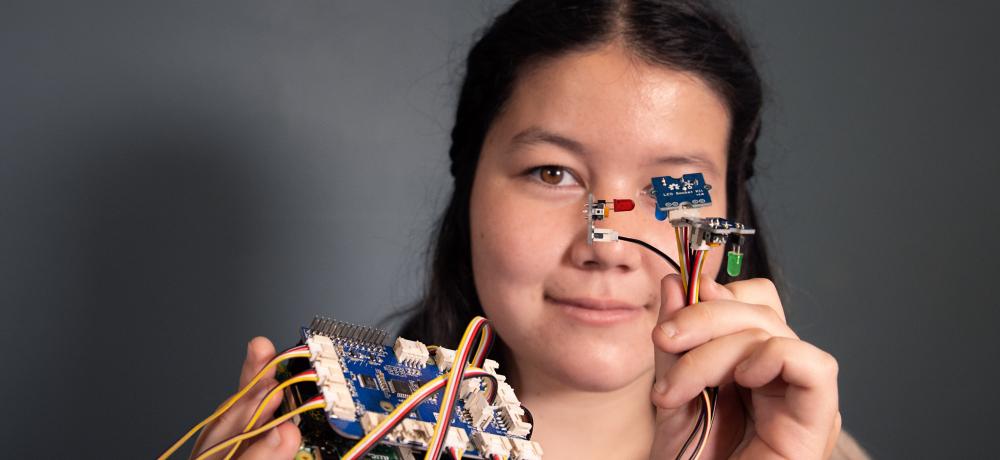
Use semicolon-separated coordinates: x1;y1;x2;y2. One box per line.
278;318;542;460
159;315;540;460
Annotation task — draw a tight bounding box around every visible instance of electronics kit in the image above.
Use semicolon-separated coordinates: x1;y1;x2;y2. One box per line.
160;173;754;460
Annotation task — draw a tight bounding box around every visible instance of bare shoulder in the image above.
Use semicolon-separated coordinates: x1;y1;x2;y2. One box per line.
831;430;871;460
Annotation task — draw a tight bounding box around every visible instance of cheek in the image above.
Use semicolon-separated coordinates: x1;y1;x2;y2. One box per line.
469;184;574;307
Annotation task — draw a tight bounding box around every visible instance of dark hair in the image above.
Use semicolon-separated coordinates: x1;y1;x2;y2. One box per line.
397;0;771;348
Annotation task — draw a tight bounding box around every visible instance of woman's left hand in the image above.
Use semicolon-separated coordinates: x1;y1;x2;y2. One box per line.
650;274;841;459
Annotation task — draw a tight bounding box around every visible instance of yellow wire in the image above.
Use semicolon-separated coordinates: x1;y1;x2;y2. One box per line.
425;317;486;460
690;250;708;303
472;323;492;365
222;374;320;460
341;373;449;459
691;389;713;460
675;227;688;292
192;399;325;460
158;350;311;460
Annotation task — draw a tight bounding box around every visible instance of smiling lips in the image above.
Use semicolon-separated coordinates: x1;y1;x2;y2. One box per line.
545;294;645;325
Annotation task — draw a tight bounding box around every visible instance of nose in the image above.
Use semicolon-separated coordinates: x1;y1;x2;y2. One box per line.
569;197;644;272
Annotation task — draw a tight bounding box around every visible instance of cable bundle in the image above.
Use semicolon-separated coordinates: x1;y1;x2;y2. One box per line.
587;175;754;460
160;317;498;460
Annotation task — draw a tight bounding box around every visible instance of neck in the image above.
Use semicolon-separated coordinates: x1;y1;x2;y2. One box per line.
507;356;656;460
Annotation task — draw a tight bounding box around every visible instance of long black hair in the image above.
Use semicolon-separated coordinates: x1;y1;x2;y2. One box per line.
397;0;771;349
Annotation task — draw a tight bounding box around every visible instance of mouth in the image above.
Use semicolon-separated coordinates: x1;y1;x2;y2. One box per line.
545;294;644;325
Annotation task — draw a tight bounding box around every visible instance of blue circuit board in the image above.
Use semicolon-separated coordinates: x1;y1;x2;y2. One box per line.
301;328;523;458
651;173;712;220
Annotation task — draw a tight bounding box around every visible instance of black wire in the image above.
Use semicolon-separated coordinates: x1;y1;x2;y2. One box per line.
619;236;681;273
688;389;720;460
617;235;702;459
690;404;711;460
522;404;535;439
676;406;706;460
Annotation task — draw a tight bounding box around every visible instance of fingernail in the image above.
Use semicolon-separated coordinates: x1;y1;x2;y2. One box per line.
654;380;669;394
264;426;282;447
660;322;678;339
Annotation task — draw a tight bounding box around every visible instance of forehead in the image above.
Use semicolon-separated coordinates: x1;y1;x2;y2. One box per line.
497;43;732;172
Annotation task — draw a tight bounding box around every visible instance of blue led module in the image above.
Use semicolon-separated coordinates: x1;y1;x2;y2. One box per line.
651;173;713;221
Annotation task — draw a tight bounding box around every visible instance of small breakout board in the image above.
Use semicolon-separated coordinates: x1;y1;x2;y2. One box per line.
277;317;542;460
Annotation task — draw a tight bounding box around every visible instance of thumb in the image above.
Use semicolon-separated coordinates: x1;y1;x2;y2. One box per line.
656;273;687;323
652;273;686;389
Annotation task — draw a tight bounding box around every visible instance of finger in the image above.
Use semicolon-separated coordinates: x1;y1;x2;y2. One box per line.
653;299;797;355
734;337;839;426
240;337;277;389
237;422;301;460
701;276;786;322
652;328;770;409
653;273;689;380
658;273;687;322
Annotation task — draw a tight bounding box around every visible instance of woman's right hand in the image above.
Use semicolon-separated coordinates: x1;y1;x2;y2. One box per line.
190;337;302;460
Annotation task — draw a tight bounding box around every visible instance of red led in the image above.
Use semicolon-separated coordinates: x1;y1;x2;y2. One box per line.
613;199;635;212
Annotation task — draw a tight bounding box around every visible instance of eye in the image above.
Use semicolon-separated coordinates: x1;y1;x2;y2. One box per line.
528;165;580;187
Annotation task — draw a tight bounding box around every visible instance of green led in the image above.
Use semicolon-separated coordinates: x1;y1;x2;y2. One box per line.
726;250;744;277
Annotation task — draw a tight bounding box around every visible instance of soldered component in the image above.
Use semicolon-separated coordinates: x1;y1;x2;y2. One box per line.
356;373;379;390
434;346;455;372
393;337;430;368
387;379;412;396
482;359;501;376
319;383;357;421
465;390;495;429
500;404;532;437
308;316;387;351
444;427;470;455
651;173;712;220
583;193;635;244
472;431;512;458
510;438;545;460
359;411;385;434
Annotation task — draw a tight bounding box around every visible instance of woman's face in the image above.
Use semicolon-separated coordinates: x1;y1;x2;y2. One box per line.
470;43;731;391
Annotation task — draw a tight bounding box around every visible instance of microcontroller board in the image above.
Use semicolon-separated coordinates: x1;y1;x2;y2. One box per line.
277;318;542;460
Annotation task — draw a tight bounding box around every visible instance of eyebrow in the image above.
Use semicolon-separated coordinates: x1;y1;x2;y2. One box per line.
508;126;721;176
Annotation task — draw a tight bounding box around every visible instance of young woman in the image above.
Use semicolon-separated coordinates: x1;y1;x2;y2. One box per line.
193;1;869;458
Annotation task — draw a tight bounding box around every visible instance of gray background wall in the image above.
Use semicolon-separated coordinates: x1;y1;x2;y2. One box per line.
1;1;996;458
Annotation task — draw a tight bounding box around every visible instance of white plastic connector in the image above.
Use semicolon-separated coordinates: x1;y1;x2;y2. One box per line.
667;206;701;225
592;227;620;242
305;334;339;361
393;337;430;368
444;427;470;453
482;359;500;375
360;411;385;434
471;431;512;458
465;390;494;429
459;377;481;400
320;383;357;421
434;346;456;372
313;357;346;386
510;438;544;460
500;404;532;437
398;419;430;446
494;381;520;407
